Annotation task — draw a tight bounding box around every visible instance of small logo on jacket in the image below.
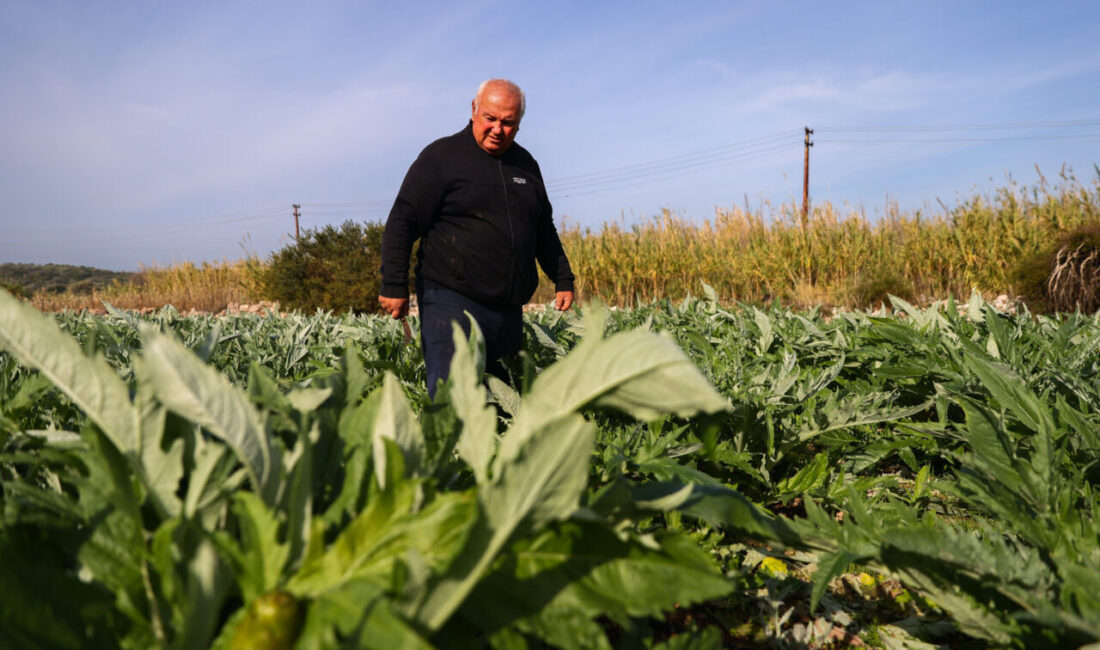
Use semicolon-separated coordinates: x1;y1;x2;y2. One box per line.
512;176;527;184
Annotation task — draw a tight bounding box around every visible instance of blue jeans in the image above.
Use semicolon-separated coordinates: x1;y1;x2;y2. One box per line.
418;287;523;398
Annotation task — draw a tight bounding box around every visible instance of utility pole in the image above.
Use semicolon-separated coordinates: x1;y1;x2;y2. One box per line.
802;127;813;229
292;204;301;242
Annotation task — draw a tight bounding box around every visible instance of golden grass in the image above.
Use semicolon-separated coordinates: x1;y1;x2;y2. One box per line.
533;173;1100;309
31;173;1100;313
31;258;266;313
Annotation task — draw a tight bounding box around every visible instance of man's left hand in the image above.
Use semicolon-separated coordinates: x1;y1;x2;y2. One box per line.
555;290;574;311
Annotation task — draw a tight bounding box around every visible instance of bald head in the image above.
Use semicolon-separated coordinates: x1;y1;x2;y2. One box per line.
474;79;525;119
470;78;525;155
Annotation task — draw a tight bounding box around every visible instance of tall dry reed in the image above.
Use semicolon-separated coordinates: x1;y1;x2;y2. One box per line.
531;172;1100;308
31;258;265;313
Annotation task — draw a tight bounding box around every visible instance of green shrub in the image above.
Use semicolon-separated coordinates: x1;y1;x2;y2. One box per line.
1;281;27;299
261;220;385;314
1012;221;1100;314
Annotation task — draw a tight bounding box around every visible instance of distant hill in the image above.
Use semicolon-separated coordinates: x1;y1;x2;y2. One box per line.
0;263;136;295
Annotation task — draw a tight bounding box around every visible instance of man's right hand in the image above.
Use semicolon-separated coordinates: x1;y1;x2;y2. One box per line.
378;296;409;319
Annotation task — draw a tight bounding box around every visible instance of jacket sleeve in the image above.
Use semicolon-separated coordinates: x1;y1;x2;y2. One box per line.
379;148;444;299
532;163;575;292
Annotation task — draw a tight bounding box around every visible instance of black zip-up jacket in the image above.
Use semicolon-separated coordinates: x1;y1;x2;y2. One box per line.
380;122;575;308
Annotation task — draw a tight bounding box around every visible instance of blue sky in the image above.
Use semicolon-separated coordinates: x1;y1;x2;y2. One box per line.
2;1;1099;271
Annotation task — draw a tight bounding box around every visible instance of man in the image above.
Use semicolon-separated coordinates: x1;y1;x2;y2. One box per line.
379;79;575;397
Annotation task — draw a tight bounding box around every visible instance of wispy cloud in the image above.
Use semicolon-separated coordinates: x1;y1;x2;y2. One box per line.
723;69;946;119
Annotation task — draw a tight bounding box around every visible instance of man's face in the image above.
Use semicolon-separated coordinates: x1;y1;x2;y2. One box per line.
471;88;522;155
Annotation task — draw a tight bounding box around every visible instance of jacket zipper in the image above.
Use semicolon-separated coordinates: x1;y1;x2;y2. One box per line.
498;159;516;296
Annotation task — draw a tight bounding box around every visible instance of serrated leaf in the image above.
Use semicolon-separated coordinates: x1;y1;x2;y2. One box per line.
810;550;859;612
247;362;291;411
103;301;143;330
632;482;695;511
286;387;333;413
881;530;1023;645
177;539;232;650
636;457;725;487
490;413;594;534
449;320;498;485
753;307;776;355
137;325;279;504
343;343;372;404
956;399;1020;492
414;414;594;632
512;607;613;650
776;452;829;498
486;374;522;418
527;321;566;358
75;431;148;622
3;371;53;412
963;351;1053;436
290;465;477;598
966;290;985;321
912;464;931;502
888;294;922;320
295;578;434;650
371;373;424;488
224;493;289;602
132;383;183;518
514;307;727;426
285;422;315;575
701;280;719;304
183;442;233;520
460;522;731;636
651;625;723;650
653;482;803;547
192;321;223;362
0;289;137;455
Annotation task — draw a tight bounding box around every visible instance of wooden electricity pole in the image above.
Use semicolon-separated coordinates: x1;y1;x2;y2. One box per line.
293;204;301;242
802;127;813;229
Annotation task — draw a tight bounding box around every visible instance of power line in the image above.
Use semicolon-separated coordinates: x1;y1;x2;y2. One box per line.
547;132;797;191
548;138;801;195
550;142;800;199
547;130;798;186
818;117;1100;132
299;200;392;209
550;141;799;193
294;201;393;223
816;133;1100;145
8;220;277;243
297;207;390;216
291;133;804;208
3;206;287;235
